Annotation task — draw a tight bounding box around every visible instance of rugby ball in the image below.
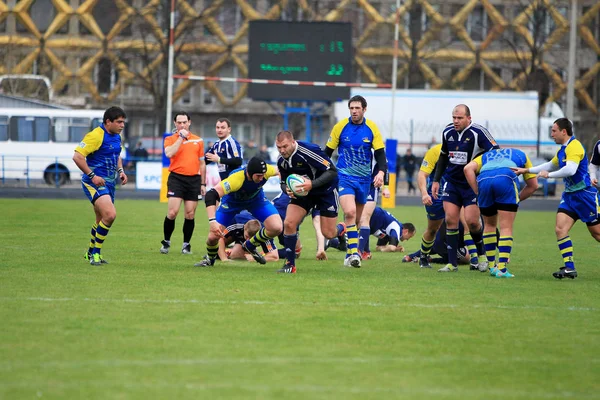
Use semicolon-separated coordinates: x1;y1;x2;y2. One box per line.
286;174;308;197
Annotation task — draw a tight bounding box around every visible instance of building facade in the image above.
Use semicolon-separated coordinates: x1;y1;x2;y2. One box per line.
0;0;599;148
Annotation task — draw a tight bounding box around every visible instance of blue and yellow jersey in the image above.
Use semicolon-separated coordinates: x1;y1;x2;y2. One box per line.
326;117;384;182
551;136;591;192
420;144;446;195
473;148;536;181
74;125;122;185
220;164;278;205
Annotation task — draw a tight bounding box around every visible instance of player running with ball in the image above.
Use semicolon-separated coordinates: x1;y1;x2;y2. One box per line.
275;130;341;274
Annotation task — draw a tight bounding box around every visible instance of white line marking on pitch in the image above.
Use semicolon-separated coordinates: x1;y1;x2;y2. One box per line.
0;296;596;312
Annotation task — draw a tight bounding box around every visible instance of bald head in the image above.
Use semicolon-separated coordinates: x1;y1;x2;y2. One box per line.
452;104;472;132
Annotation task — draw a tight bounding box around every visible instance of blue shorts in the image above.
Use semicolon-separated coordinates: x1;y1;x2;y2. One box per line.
217;196;279;228
425;197;445;220
366;185;379;203
291;189;339;218
440;180;478;208
477;175;520;214
339;176;370;205
82;179;115;204
558;188;600;224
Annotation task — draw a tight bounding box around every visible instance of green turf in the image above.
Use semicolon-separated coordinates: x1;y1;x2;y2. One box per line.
1;198;599;399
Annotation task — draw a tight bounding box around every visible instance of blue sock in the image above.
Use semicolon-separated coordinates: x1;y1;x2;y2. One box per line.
283;234;297;266
358;227;370;253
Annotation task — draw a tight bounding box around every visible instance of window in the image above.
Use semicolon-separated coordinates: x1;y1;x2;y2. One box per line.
237;123;252;143
141;121;156;137
0;116;8;141
54;117;90;143
96;57;119;94
10;116;51;142
467;6;486;42
263;124;280;147
92;1;131;36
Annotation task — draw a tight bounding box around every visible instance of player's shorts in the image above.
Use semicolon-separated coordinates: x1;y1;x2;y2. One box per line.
82;178;115;204
557;187;600;225
440;180;478;208
366;185;380;203
167;172;202;201
216;196;279;228
425;196;445;220
338;175;370;205
291;189;339;218
477;175;520;216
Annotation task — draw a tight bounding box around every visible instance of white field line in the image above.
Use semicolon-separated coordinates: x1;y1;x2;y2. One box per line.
0;380;596;399
0;296;597;312
2;355;598;372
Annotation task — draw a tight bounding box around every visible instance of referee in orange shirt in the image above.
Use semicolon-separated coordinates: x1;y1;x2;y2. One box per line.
160;112;206;254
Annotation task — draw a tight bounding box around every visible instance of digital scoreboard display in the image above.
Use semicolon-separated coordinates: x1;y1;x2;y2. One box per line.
248;21;352;101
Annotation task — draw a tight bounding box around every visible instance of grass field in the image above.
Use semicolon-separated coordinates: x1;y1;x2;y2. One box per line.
1;198;599;399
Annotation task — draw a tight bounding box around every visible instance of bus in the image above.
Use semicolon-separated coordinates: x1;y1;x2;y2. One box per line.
0;108;114;186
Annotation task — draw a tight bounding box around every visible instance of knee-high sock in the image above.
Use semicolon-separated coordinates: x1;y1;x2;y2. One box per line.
163;217;175;241
469;227;484;256
464;233;478;263
88;222;98;254
446;228;459;267
92;221;111;255
283;234;297;265
358;226;370;253
483;231;498;267
497;236;513;271
183;218;195;244
420;235;435;256
557;236;575;270
346;224;358;256
245;227;274;252
206;242;219;260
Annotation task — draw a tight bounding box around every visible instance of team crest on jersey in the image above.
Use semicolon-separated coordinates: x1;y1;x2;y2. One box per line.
362;137;371;143
448;137;455;141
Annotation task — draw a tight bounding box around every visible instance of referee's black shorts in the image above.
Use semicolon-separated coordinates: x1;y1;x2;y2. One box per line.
167;172;202;201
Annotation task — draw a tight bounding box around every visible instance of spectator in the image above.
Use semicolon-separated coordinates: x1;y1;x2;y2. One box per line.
244;140;258;161
132;140;149;165
403;148;417;194
257;144;271;162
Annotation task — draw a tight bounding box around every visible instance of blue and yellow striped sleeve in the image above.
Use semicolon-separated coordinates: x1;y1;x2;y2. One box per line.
326;119;347;150
74;127;103;157
366;120;385;151
565;140;585;163
523;156;537;181
220;170;245;194
420;144;441;174
265;164;278;179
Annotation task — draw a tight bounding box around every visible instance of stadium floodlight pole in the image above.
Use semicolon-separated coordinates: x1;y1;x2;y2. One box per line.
565;0;578;119
390;0;402;139
165;0;176;133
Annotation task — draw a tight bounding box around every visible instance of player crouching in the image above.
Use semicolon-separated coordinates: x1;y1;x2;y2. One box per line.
220;212;279;262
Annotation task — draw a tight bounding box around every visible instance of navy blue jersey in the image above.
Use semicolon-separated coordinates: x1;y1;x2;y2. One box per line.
224;210;275;253
277;141;338;195
205;135;243;180
440;122;498;184
590;140;600;166
369;207;402;236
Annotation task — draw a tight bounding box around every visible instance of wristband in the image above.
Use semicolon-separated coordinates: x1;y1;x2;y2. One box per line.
201;183;206;186
87;171;96;179
117;168;124;174
208;218;216;222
